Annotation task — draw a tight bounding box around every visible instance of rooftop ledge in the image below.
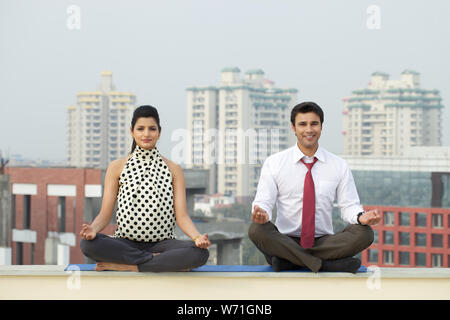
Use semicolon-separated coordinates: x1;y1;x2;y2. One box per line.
1;265;449;300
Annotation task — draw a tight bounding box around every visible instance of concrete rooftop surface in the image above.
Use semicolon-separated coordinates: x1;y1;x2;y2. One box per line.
1;265;449;300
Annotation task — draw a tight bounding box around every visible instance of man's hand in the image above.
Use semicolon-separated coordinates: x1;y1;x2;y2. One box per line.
359;209;381;226
252;205;269;224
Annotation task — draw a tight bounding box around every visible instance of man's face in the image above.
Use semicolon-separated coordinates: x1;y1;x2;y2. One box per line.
291;112;322;152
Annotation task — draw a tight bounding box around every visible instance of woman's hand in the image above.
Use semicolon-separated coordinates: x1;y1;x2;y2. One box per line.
80;223;97;240
194;234;210;249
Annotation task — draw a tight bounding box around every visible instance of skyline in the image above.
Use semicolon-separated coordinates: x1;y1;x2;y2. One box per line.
1;0;449;162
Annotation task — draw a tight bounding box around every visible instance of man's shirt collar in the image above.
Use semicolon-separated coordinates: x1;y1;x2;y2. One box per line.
292;144;326;163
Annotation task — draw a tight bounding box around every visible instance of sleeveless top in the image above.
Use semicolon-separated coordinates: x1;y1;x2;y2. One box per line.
113;145;176;242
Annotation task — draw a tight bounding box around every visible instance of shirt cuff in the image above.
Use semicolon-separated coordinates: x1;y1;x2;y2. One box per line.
343;205;364;224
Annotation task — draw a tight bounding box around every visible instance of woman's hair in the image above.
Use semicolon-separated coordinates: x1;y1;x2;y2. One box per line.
130;105;162;154
290;101;324;126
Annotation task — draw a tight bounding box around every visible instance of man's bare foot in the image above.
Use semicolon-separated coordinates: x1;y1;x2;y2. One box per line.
95;262;138;272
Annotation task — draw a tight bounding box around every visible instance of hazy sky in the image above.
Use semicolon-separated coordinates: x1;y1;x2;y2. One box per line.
1;0;449;162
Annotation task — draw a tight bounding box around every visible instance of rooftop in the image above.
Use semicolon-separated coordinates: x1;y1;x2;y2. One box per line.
1;265;449;300
221;67;241;73
245;69;265;75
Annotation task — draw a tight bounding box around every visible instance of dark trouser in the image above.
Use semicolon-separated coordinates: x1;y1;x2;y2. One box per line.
80;233;209;272
248;222;374;272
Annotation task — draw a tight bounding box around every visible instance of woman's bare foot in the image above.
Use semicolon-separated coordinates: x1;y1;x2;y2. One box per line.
95;262;138;272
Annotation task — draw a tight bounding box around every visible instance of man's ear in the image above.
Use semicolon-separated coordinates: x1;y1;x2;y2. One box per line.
291;123;296;135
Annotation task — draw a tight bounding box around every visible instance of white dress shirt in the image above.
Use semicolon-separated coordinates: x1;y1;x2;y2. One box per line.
252;144;363;237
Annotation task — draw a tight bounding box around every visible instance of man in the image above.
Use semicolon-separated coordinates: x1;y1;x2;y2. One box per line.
248;101;380;273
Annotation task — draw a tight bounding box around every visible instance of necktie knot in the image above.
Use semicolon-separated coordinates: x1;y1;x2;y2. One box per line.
300;157;318;171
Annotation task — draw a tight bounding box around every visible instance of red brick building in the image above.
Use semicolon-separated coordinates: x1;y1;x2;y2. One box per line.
4;167;115;265
361;205;450;268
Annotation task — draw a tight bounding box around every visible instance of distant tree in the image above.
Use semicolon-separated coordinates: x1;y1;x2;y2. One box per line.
193;209;206;217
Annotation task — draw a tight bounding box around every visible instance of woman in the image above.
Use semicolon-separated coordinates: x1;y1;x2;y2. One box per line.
80;105;210;272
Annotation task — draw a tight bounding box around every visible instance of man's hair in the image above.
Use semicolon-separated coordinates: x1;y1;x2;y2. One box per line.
290;101;324;126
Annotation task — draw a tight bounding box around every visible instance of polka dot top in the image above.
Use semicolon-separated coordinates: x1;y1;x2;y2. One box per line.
113;145;176;242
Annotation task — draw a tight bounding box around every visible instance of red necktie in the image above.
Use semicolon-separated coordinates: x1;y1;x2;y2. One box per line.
300;157;318;248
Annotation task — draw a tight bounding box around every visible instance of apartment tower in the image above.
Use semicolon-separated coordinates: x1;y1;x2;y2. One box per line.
342;70;443;156
186;67;298;197
67;71;136;168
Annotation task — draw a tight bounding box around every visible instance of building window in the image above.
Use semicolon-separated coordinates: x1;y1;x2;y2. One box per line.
24;195;31;229
11;194;16;229
373;230;378;244
415;253;427;267
415;233;427;247
399;232;410;246
383;211;394;226
399;212;410;226
383;250;394;265
415;212;427;227
431;234;443;248
31;243;35;265
58;197;66;233
399;252;410;265
368;249;378;263
431;254;443;268
16;242;23;265
432;214;443;228
383;231;394;245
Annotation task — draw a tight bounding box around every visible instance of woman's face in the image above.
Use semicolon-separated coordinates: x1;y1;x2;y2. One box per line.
130;117;160;150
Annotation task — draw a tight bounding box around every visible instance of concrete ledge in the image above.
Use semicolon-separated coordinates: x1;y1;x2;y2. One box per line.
1;266;449;300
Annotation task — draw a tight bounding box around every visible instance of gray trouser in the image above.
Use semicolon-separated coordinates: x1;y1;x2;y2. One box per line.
80;233;209;272
248;222;374;272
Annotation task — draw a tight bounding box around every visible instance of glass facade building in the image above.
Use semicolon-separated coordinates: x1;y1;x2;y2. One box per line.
352;170;450;208
332;153;450;268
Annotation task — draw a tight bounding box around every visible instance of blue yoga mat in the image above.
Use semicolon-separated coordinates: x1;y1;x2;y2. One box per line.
65;264;367;273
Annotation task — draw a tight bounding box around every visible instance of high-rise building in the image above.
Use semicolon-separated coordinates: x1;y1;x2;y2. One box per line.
342;70;443;156
67;71;136;168
186;67;298;197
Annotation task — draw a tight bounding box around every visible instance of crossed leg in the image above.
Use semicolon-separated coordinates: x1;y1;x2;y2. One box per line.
80;234;209;272
248;222;373;272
